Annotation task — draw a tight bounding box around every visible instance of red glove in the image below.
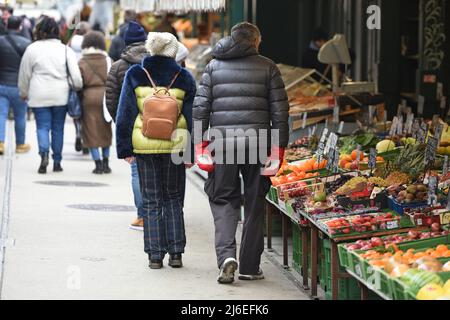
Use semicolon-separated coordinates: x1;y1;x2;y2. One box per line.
195;141;215;173
261;145;285;177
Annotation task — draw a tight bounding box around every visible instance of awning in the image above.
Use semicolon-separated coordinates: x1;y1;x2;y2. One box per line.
120;0;226;13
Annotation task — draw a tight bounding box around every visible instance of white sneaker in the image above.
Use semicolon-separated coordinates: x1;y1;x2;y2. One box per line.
217;258;238;284
238;269;265;281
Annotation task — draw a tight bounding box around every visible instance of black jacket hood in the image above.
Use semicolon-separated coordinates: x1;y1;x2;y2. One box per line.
212;35;258;60
121;42;148;64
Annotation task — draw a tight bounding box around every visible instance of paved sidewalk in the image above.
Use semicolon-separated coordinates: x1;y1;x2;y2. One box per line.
0;119;308;300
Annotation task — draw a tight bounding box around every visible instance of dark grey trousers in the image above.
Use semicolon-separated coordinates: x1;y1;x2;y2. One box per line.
204;164;271;275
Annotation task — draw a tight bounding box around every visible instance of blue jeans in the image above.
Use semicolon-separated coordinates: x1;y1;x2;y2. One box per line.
89;147;110;161
0;85;27;144
33;106;67;162
131;161;144;218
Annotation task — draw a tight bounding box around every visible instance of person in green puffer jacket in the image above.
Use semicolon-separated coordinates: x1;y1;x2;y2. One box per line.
116;32;196;270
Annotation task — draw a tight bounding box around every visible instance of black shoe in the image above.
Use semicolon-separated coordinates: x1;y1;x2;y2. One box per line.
75;137;82;152
92;160;103;174
169;254;183;268
53;162;63;172
38;152;49;174
82;148;89;155
149;260;163;269
102;157;111;174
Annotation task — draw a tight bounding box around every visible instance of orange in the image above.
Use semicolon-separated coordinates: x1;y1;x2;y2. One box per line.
425;248;435;255
376;156;384;162
414;252;426;259
319;160;327;169
436;245;448;253
442;250;450;258
430;251;441;259
351;150;364;161
313;162;320;170
339;159;348;168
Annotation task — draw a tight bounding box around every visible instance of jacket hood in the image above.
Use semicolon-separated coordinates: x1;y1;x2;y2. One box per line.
212;35;258;60
121;42;148;64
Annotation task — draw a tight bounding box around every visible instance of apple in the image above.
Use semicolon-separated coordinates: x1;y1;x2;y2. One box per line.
431;231;442;237
441;230;450;236
347;244;361;251
419;232;431;239
408;230;419;239
360;245;373;250
431;223;441;232
370;237;384;247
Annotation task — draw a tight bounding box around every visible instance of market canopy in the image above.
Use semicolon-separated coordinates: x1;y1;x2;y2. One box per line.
120;0;226;13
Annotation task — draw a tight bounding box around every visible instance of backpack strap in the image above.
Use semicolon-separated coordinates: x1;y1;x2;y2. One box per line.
141;67;181;91
141;67;158;90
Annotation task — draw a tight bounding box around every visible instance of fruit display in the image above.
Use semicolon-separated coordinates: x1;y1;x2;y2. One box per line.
376;139;396;153
335;177;368;196
384;171;410;186
284;147;312;162
344;229;449;251
388;183;428;204
325;175;354;194
339;133;380;155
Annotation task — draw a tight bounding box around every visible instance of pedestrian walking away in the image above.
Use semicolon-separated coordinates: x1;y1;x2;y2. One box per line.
68;21;92;154
78;30;113;175
193;22;289;284
116;32;196;270
18;16;83;173
108;9;137;62
0;15;31;155
105;20;148;230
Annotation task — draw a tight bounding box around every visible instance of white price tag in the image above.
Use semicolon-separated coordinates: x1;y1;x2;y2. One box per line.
440;96;447;110
338;121;344;134
302;112;308;129
418;95;425;115
386;220;399;230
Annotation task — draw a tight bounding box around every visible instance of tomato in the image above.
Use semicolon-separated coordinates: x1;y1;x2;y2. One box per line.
343;228;351;234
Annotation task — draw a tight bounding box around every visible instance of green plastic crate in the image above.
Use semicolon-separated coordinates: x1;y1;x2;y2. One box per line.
292;223;311;277
338;243;351;269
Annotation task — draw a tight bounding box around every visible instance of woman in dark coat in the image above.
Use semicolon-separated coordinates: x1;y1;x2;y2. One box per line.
78;31;112;174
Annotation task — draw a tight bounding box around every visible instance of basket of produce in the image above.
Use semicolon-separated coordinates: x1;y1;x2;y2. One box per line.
404;207;444;228
387;183;431;215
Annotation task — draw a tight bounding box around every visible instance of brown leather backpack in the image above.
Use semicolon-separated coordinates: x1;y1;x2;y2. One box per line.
141;67;181;141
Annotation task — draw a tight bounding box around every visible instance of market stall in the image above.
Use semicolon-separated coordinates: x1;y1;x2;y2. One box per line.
266;118;450;300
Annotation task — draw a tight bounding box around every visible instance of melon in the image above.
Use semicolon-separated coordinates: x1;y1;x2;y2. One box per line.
416;284;445;300
376;140;395;153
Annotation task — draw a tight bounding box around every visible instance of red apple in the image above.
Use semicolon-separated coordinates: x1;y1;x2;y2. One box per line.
370;237;384;247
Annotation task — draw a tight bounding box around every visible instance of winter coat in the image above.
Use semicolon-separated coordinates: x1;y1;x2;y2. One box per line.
193;35;290;149
0;31;31;86
18;39;83;108
108;23;128;62
78;49;112;148
116;55;196;159
105;42;148;121
69;34;84;61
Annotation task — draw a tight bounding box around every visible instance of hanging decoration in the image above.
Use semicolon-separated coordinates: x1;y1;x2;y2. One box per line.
120;0;226;13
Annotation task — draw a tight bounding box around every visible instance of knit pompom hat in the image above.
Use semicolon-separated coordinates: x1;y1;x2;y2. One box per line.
146;32;178;58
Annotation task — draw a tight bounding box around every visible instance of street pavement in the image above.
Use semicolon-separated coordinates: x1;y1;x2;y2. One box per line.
0;118;308;300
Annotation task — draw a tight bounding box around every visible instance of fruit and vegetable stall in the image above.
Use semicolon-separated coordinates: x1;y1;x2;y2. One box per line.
265;118;450;300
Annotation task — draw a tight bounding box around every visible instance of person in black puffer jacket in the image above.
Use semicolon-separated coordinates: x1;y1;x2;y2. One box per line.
105;21;148;231
193;22;289;284
0;16;31;155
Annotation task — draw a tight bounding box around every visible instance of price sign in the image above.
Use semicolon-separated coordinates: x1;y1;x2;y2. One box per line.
434;123;443;140
411;120;420;139
418;95;425;115
405;113;414;134
320;128;329;144
424;136;438;166
387;220;399;230
302;112;308;129
338;121;344;134
333;106;340;123
390;117;398;136
368;148;377;170
437;82;443;100
427;176;438;206
396;116;403;135
418;123;428;144
444;155;449;175
325;133;338;156
326;148;340;173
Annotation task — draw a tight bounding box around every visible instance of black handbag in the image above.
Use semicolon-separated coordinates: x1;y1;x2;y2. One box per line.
65;46;82;119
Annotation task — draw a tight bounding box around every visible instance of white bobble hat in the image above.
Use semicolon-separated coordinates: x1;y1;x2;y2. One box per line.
176;42;189;64
146;32;179;59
